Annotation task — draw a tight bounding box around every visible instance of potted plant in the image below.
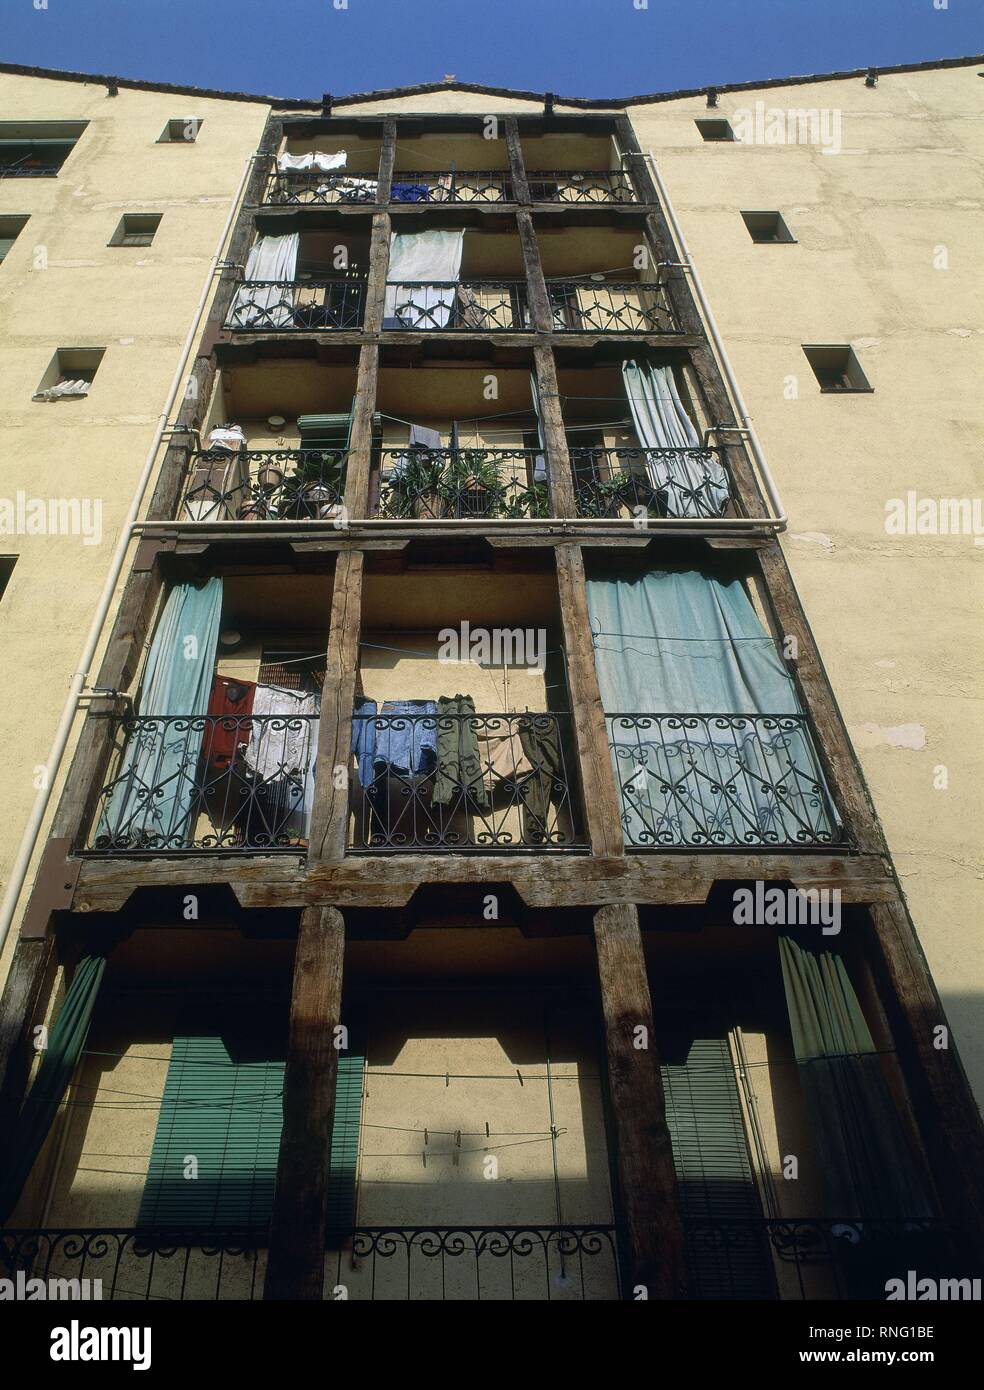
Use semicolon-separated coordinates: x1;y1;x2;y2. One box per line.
442;449;502;517
392;448;448;519
285;449;346;519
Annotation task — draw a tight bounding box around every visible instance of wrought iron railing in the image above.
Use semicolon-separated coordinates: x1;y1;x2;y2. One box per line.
373;448;549;519
387;170;515;203
605;712;840;848
0;1226;620;1301
83;713;319;855
526;170;636;203
546;280;678;333
571;446;735;520
225;278;365;331
382;280;527;331
349;709;584;851
265;169;380;205
179;448;347;522
685;1218;959;1301
0;164;60;178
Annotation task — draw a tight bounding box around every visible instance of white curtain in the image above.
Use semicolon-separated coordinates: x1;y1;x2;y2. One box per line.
622;360;730;517
229;233;300;329
384;230;464;329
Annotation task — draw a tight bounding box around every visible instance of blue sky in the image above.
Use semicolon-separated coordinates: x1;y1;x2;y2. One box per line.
2;0;982;99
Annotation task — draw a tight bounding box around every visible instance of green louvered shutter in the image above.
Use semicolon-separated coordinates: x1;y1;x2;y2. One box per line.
325;1044;366;1231
660;1034;774;1299
139;1036;285;1229
140;1034;364;1231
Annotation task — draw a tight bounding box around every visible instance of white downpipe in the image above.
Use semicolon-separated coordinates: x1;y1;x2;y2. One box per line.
0;154;256;955
643;151;787;527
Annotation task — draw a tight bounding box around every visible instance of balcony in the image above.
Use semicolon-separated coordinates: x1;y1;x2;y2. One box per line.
0;1225;620;1301
372;448;548;520
526;170;635;203
571;446;736;520
225;278;365;332
179;447;346;522
349;710;584;853
606;712;840;849
3;1219;953;1299
83;712;319;855
382;280;527;332
546;278;678;333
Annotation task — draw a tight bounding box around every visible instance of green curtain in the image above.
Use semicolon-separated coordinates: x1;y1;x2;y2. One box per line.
0;952;107;1222
778;935;935;1219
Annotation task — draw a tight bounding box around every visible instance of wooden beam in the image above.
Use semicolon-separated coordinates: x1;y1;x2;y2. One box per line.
308;550;364;862
533;344;575;516
503;116;530;204
342;342;380;519
70;850;898;913
867;901;984;1253
264;904;345;1300
555;543;624;856
0;937;55;1141
593;903;687;1297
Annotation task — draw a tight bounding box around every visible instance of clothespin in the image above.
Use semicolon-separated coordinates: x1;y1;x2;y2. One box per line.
516;1069;524;1086
424;1127;429;1145
485;1121;490;1138
445;1071;450;1088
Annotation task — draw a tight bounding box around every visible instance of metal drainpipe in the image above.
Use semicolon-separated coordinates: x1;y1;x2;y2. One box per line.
0;152;257;955
642;151;788;529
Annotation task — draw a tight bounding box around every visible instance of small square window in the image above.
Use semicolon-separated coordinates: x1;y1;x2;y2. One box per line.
33;347;106;402
109;213;162;247
158;117;202;144
741;211;795;244
803;345;872;393
696;118;735;142
0;215;29;264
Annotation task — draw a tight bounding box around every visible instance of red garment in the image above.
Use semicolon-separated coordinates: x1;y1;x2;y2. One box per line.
203;675;256;772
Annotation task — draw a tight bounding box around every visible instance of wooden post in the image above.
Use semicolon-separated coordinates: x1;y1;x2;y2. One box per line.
867;901;984;1251
593;903;687;1298
555;542;624;856
264;904;345;1301
533;344;575;517
308;550;364;863
0;938;55;1138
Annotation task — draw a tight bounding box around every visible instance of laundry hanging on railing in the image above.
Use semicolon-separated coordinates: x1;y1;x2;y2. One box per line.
384;229;464;329
243;682;320;837
96;579;223;850
621;360;730;518
277;150;347;173
228;233;299;328
586;569;839;847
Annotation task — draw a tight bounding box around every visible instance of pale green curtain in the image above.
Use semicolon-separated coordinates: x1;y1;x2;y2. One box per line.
96;579;222;849
779;935;936;1219
0;953;107;1222
585;569;838;846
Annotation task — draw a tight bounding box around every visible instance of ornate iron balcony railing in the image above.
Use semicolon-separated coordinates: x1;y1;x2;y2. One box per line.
0;164;60;178
83;713;320;855
266;169;380;205
0;1226;620;1301
571;446;735;520
382;280;528;331
388;170;515;203
684;1218;958;1302
179;448;347;522
349;709;585;852
605;712;840;848
373;448;549;520
225;278;365;331
546;280;678;333
526;170;636;203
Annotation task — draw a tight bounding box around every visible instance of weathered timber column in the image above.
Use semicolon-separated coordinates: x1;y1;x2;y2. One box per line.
555;542;623;856
532;345;576;517
0;937;55;1138
308;550;364;862
342;121;394;519
593;903;687;1298
264;904;345;1301
867;901;984;1252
